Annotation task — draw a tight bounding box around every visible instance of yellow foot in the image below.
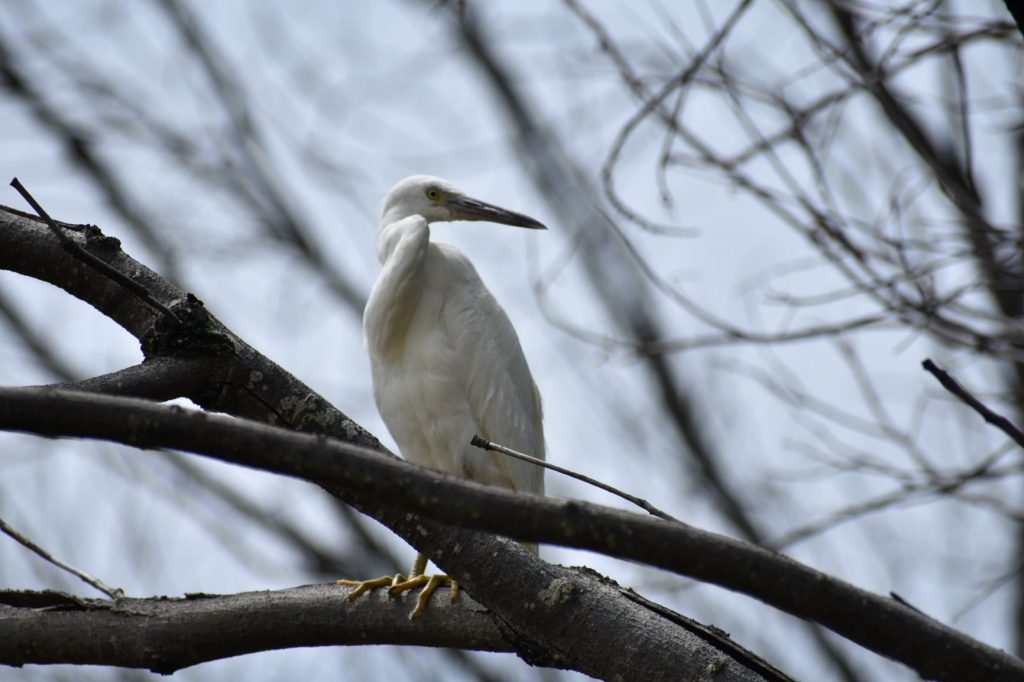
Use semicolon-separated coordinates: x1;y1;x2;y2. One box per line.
336;573;458;619
336;574;407;601
390;574;458;620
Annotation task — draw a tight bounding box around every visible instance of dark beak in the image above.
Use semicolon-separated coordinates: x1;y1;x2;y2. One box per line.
447;195;546;230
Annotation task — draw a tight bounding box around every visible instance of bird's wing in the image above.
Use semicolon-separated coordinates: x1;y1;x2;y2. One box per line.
436;244;545;496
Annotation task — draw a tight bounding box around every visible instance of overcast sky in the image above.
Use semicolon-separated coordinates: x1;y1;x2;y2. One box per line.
1;2;1020;680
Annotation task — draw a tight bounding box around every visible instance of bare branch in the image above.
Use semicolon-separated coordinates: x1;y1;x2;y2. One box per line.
0;385;1018;682
471;434;678;521
0;517;122;600
922;358;1024;449
37;357;221;402
0;586;508;673
9;178;181;324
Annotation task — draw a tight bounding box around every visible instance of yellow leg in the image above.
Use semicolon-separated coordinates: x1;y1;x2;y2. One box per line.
409;552;428;579
336;552;458;619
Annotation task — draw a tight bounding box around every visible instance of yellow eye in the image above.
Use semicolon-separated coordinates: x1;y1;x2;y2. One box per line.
425;187;442;201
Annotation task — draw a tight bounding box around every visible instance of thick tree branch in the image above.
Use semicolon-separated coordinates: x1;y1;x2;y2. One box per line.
0;386;1018;682
0;205;378;442
0;586;507;673
39;357;222;402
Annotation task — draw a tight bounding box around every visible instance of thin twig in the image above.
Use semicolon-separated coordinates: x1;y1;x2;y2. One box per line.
9;178;181;325
470;435;679;522
922;358;1024;449
0;515;123;599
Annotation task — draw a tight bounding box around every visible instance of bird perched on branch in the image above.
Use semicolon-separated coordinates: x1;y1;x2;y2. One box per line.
339;175;546;617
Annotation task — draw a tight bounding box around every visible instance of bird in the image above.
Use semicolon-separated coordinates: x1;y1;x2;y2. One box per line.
338;175;547;618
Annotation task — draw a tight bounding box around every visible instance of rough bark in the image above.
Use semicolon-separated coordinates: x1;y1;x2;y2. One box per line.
1;384;1020;682
0;586;507;673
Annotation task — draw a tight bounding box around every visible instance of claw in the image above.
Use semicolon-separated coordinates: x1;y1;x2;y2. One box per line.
337;573;457;619
337;553;457;619
390;574;456;619
336;574;406;601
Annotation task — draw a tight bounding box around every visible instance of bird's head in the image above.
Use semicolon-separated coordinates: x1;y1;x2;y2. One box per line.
380;175;546;230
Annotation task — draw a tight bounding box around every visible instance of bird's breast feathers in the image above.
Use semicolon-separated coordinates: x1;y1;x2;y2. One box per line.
367;241;544;494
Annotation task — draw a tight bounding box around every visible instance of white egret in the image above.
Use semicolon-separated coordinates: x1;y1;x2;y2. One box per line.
339;175;546;617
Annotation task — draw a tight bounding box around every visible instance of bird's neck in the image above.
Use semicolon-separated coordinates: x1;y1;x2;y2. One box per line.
365;215;432;358
377;215;428;264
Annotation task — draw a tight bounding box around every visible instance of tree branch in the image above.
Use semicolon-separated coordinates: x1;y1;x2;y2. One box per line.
0;204;377;441
10;178;181;324
922;358;1024;449
38;357;222;402
0;586;507;673
0;385;1018;682
471;434;678;521
0;518;122;600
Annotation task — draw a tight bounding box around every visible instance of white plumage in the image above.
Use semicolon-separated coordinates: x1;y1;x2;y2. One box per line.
338;176;546;616
364;176;546;502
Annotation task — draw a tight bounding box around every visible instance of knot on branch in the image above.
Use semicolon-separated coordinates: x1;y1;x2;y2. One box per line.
141;294;234;358
81;223;121;251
